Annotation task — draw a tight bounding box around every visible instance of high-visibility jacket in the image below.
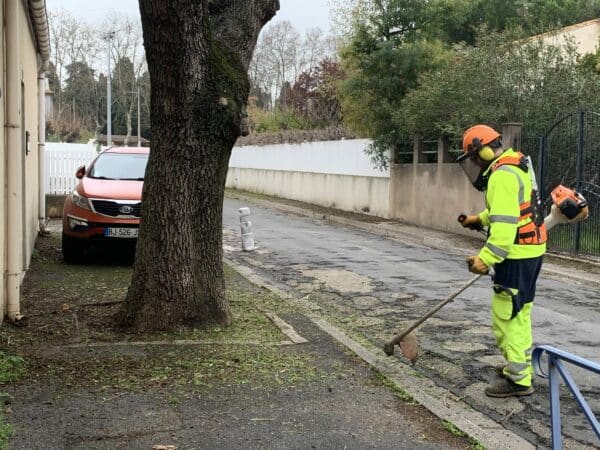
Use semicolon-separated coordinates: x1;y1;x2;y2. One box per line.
477;148;547;266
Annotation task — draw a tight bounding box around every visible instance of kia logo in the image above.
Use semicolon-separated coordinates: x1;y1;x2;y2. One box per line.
119;205;134;214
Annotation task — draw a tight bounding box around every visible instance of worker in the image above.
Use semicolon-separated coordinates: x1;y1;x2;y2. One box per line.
458;124;546;398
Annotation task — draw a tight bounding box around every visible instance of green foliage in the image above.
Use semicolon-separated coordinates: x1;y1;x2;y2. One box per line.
339;29;453;166
398;30;600;141
250;108;317;133
0;351;26;384
0;414;11;450
62;61;100;129
337;0;600;167
578;39;600;74
111;57;136;137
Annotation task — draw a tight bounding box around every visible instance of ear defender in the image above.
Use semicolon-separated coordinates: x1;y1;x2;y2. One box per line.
478;146;495;161
471;137;495;161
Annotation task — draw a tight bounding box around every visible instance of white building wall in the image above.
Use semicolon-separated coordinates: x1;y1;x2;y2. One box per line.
21;6;42;271
229;139;389;178
0;0;5;317
227;140;391;217
535;18;600;55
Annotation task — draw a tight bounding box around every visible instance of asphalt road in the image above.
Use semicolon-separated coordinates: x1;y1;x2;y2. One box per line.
223;196;600;449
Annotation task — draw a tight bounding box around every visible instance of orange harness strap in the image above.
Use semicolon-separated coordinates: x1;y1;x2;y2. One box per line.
491;153;547;245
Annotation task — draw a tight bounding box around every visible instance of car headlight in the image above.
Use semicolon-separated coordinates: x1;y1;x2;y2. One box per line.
68;216;89;230
70;190;91;210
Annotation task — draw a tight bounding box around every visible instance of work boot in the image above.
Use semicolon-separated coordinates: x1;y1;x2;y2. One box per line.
494;363;507;378
485;379;534;398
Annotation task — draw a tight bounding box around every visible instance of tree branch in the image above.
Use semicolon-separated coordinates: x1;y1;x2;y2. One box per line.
209;0;280;68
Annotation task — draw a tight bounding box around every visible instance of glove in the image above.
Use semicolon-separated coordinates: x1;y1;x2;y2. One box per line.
467;255;489;274
459;214;482;231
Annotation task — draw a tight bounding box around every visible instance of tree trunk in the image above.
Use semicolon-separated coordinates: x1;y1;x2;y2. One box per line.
119;0;279;331
124;103;133;146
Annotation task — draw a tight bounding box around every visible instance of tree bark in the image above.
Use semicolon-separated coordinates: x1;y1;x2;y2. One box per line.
120;0;279;331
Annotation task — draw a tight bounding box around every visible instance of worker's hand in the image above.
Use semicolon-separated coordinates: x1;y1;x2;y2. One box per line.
466;255;489;274
458;214;482;231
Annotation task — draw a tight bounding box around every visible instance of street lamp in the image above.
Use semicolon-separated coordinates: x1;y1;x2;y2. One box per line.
103;31;115;146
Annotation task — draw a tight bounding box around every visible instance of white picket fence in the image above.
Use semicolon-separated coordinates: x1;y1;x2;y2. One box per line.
45;143;99;195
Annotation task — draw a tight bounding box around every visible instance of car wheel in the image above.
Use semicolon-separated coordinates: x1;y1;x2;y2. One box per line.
62;233;84;263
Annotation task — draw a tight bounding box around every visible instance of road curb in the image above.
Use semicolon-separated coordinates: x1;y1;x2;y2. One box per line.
224;257;536;450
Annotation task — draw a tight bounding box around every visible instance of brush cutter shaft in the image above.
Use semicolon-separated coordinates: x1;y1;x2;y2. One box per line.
387;274;482;347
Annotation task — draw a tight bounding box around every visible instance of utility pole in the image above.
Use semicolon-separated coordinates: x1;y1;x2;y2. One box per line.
137;84;141;147
126;87;142;147
103;31;115;146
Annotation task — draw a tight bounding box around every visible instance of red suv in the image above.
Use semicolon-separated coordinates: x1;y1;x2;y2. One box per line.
62;146;149;262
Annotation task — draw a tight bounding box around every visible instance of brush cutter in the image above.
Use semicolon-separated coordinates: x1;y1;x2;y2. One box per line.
383;184;588;362
382;274;484;361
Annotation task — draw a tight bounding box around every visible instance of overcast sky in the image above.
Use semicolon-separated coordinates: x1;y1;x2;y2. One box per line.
45;0;333;35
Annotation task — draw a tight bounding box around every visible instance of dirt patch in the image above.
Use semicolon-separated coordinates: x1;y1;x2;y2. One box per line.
300;268;374;293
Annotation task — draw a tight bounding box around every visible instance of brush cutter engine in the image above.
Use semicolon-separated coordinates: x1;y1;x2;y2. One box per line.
545;185;589;230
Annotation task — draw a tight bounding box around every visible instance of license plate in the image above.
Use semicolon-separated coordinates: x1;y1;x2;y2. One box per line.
104;227;139;238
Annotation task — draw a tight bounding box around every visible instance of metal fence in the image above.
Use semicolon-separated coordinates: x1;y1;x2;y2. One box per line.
533;112;600;257
533;345;600;449
392;116;600;257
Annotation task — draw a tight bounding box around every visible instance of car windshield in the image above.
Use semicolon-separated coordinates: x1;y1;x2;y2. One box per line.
88;152;148;180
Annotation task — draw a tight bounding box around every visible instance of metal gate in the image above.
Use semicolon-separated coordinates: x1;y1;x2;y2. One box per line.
538;111;600;256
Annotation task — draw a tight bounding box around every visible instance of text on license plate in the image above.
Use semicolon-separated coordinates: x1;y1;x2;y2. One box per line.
104;227;139;238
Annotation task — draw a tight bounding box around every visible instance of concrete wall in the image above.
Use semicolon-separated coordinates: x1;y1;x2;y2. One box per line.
0;0;5;321
229;139;388;178
1;0;45;319
226;131;526;236
389;163;485;234
228;168;390;217
227;140;391;217
21;3;42;271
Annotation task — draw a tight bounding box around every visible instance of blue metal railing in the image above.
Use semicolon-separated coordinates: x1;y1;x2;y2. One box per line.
532;345;600;449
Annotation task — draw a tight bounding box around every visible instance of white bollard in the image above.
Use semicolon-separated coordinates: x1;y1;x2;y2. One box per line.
238;207;256;251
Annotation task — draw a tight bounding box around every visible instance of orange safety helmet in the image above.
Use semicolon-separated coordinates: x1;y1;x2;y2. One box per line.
461;125;501;153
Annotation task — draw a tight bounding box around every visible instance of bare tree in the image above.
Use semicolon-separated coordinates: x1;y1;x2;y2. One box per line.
119;0;279;331
48;9;101;110
328;0;375;42
249;35;275;108
99;13;147;143
249;20;338;111
254;20;300;107
301;27;338;73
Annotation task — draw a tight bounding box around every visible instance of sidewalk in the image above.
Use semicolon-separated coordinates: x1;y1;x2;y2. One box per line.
2;230;477;450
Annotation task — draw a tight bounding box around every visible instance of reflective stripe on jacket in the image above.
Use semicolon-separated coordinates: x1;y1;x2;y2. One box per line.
477;149;546;266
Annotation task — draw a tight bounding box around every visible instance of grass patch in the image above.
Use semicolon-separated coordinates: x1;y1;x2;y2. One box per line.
37;345;322;392
0;413;11;450
442;420;486;450
0;233;325;394
0;352;26;384
377;373;416;403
